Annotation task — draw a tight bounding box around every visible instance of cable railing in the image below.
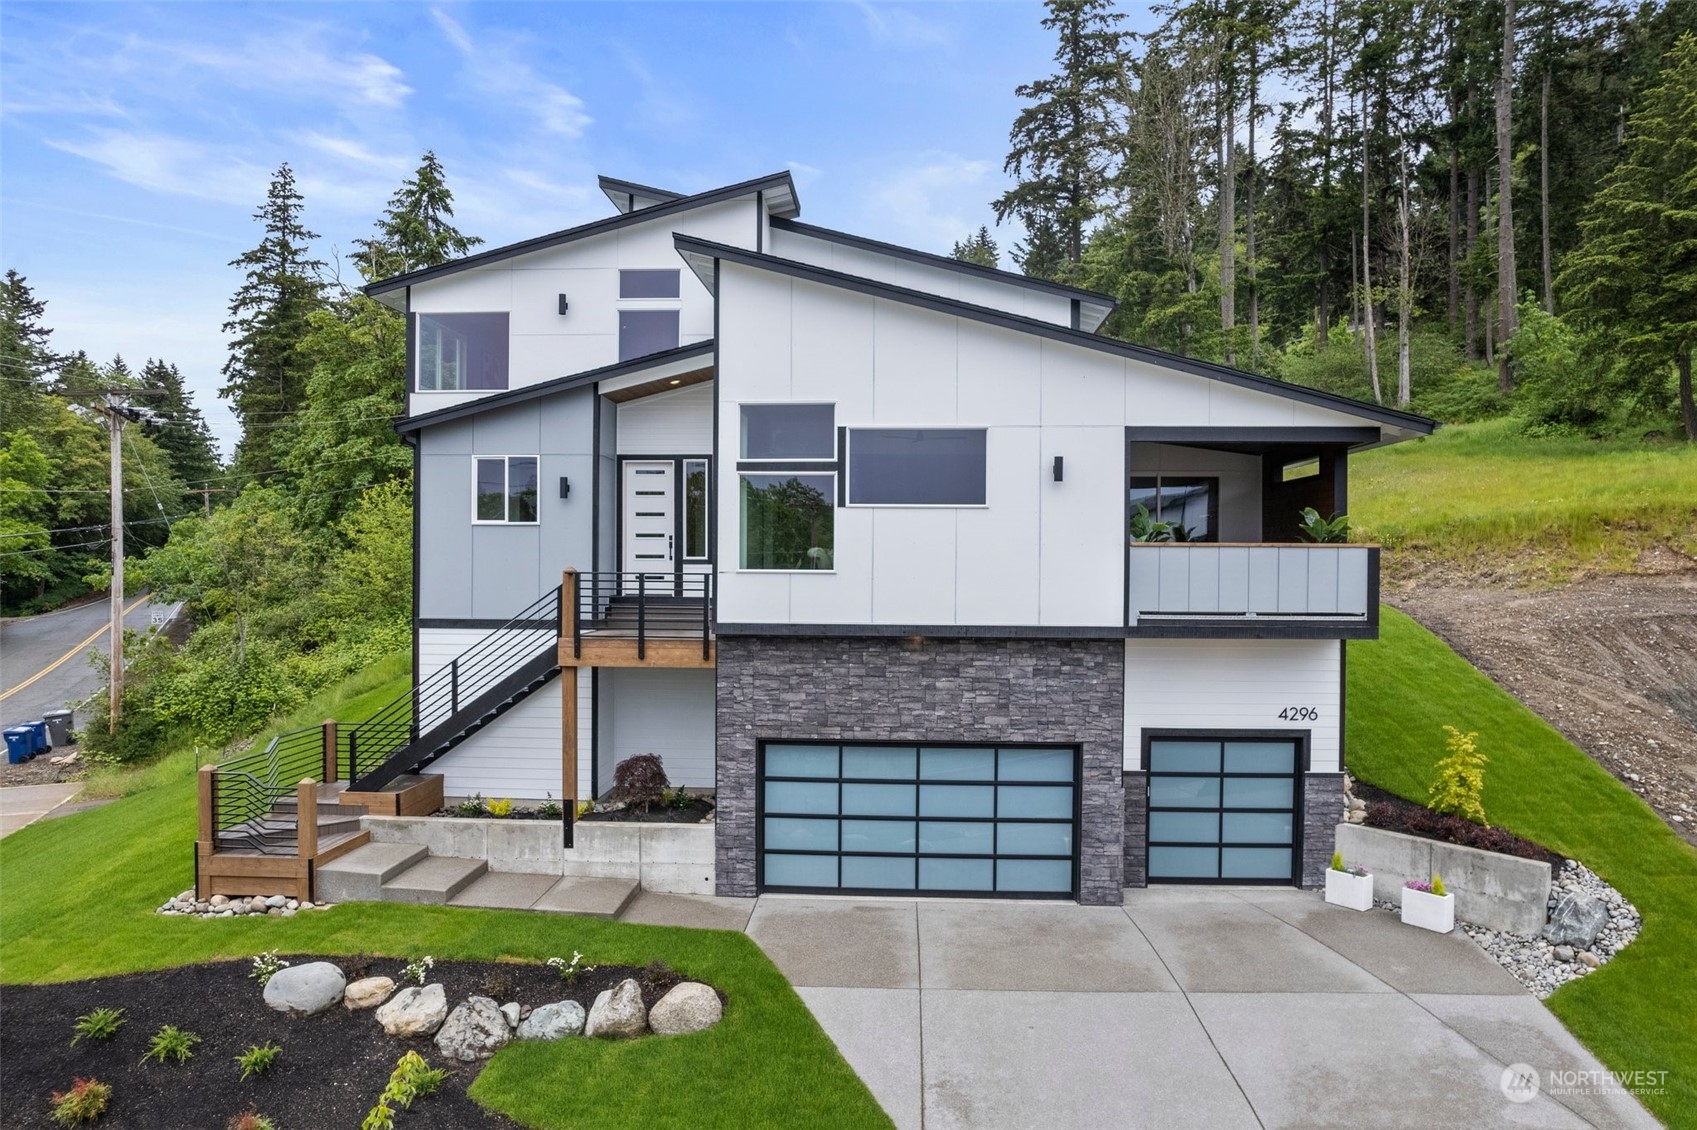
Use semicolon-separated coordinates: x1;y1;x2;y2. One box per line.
208;725;324;853
570;571;713;661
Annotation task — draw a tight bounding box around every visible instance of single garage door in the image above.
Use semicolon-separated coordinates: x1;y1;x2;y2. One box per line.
759;742;1078;897
1146;736;1301;883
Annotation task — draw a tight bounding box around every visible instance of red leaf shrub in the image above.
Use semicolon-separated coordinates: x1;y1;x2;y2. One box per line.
610;754;669;813
1364;798;1554;863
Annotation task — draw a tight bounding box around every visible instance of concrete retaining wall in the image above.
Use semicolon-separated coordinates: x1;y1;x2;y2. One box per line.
362;815;715;897
1333;823;1550;935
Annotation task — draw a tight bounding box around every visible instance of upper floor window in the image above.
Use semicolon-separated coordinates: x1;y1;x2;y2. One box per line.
416;313;508;391
847;428;986;506
475;456;539;524
618;310;680;361
740;403;836;460
736;404;837;570
619;269;681;299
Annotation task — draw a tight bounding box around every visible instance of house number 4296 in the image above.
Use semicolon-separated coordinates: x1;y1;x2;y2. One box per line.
1278;706;1319;721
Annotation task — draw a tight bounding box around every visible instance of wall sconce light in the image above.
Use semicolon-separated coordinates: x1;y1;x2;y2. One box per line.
1052;456;1064;482
557;294;570;315
559;476;571;499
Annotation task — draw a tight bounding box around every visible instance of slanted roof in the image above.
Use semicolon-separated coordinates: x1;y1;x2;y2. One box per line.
395;340;715;434
674;234;1436;440
599;175;684;213
364;171;800;308
769;217;1119;333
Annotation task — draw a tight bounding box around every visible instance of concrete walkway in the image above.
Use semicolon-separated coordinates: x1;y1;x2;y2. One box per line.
0;782;83;839
745;886;1661;1130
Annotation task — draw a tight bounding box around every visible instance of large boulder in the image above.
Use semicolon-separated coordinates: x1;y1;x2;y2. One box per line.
585;978;648;1039
434;996;512;1062
376;984;449;1038
648;982;722;1036
262;961;346;1016
517;1000;586;1040
344;976;396;1011
1544;892;1609;948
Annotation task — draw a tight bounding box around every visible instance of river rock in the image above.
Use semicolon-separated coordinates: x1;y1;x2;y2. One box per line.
262;961;346;1016
376;984;448;1037
517;1000;586;1040
434;996;512;1062
1544;892;1609;948
585;978;648;1039
344;976;396;1010
499;1002;521;1029
648;982;722;1035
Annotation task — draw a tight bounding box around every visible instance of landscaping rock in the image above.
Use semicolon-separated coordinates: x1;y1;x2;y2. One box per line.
434;996;512;1062
648;982;722;1035
517;1000;585;1040
1577;950;1600;969
266;894;287;909
1464;860;1642;1000
585;978;647;1039
1553;945;1575;963
344;976;396;1010
499;1002;521;1029
249;896;268;913
376;984;448;1037
262;961;346;1016
1544;892;1609;948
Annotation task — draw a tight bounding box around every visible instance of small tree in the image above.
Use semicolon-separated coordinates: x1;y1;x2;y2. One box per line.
611;754;669;813
1428;725;1487;825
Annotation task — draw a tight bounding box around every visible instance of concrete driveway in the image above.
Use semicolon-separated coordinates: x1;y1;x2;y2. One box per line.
746;886;1660;1130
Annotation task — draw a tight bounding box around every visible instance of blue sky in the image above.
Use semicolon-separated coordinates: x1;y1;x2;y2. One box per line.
0;2;1159;455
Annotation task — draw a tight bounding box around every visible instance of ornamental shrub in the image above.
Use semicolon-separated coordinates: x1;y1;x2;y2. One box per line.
611;754;669;813
1428;725;1487;825
49;1078;110;1126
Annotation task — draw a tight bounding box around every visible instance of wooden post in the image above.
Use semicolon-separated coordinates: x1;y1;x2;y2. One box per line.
561;664;578;809
561;567;578;659
295;779;318;861
322;720;338;784
198;766;216;844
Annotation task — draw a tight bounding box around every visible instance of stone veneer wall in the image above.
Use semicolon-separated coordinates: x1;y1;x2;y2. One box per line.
715;636;1126;905
1122;771;1148;887
1302;773;1347;887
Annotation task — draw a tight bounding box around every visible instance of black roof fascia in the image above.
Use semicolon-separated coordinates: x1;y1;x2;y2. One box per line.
598;175;684;206
395;340;715;435
364;171;799;298
769;216;1119;315
675;234;1437;435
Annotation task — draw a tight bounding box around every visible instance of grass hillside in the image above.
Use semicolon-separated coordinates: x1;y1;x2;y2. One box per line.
1351;419;1697;582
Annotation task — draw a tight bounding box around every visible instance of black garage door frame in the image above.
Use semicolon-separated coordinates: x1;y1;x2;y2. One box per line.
1141;728;1311;886
756;738;1083;900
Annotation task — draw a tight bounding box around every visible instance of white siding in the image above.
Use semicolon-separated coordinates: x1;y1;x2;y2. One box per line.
603;669;715;788
1122;639;1343;773
616;382;713;455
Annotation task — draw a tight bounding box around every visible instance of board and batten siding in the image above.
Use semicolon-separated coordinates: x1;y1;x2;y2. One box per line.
616;381;713;455
1122;639;1343;773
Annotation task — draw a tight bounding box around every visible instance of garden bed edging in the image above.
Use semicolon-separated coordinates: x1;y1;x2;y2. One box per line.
1333;823;1550;935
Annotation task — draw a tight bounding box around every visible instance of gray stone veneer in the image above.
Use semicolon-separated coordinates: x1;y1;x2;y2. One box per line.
1122;771;1148;887
1302;773;1347;887
715;636;1126;905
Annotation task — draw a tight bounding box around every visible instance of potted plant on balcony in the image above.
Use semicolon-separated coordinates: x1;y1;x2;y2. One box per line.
1324;851;1374;911
1401;874;1455;933
1297;507;1350;543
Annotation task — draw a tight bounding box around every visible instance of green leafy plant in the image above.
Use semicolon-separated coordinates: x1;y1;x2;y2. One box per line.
399;955;434;986
1431;873;1447;897
364;1050;447;1127
249;950;289;986
1428;725;1487;825
140;1025;200;1066
228;1111;278;1130
546;951;595;984
49;1078;111;1126
537;793;563;819
235;1042;281;1081
1297;507;1350;543
1327;851;1367;877
669;786;695;810
1330;849;1344;872
1129;503;1174;542
453;793;487;817
70;1007;125;1047
361;1100;395;1130
487;797;513;818
576;798;594;818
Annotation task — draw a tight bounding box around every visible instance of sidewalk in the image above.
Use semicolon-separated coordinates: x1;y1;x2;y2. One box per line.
0;782;84;839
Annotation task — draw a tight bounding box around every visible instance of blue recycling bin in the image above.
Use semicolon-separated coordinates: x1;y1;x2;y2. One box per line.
4;728;32;764
22;720;49;753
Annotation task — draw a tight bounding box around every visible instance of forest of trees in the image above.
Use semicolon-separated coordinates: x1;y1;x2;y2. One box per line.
977;0;1697;438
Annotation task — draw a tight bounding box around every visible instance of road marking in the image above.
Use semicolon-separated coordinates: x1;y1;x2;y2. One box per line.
0;594;152;703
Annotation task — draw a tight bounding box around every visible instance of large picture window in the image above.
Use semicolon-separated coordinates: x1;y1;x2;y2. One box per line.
416;313;508;391
474;457;539;524
1129;477;1219;542
848;428;987;506
740;404;835;460
618;310;680;361
739;474;834;570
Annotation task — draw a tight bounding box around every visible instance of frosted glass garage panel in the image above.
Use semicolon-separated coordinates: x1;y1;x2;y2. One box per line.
765;818;838;852
766;780;837;814
766;745;838;777
843;746;916;779
765;854;837;887
920;748;995;780
997;859;1072;892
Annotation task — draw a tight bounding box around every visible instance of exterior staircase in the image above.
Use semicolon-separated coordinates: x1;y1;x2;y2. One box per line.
316;841;640;918
215;783;365;853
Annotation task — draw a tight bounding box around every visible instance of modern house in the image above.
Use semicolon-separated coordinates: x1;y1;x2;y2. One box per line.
339;170;1433;908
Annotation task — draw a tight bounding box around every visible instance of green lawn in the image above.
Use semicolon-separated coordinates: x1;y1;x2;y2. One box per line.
1351;418;1697;581
1350;608;1697;1129
0;658;889;1129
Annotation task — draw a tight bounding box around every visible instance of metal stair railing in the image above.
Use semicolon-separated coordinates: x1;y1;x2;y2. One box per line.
208;725;324;854
571;571;713;662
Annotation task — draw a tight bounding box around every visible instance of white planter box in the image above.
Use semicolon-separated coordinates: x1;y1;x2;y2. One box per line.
1401;887;1455;933
1324;869;1374;912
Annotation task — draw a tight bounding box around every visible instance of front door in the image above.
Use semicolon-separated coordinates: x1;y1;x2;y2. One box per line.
622;460;675;583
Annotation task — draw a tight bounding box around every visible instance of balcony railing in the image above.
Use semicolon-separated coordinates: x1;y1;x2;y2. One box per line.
567;570;714;663
1127;542;1377;631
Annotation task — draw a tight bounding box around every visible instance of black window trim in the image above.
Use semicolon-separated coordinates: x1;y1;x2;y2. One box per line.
1129;475;1222;543
844;426;990;509
413;310;510;393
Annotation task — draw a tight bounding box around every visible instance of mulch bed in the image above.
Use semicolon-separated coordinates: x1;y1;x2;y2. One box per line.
0;955;696;1130
1354;781;1566;869
581;799;712;824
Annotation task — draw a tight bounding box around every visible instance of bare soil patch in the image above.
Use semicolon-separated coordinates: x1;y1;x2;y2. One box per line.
1389;567;1697;847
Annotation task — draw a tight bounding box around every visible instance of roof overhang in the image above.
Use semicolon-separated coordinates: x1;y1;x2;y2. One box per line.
599;175;684;213
675;234;1436;442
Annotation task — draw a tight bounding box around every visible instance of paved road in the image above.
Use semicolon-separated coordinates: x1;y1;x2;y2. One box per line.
0;595;179;728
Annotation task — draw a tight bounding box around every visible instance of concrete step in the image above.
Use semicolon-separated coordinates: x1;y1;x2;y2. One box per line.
531;875;641;919
315;841;430;903
381;855;488;905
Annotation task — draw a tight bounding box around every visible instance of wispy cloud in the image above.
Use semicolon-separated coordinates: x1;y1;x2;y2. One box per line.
430;8;591;138
852;2;952;49
861;151;994;252
45;130;272;206
291;132;412;173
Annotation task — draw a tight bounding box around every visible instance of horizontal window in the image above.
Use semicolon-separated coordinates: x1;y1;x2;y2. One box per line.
739;473;834;570
416;313;508;391
1129;476;1218;542
619;269;681;299
740;404;835;460
619;309;680;362
474;456;538;523
848;428;986;506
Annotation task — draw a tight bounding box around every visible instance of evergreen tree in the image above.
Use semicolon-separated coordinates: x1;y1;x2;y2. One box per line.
1012;211;1073;280
0;270;57;430
353;151;484;281
143;359;221;488
951;226;1002;269
994;0;1128;276
1556;32;1697;440
221;163;325;478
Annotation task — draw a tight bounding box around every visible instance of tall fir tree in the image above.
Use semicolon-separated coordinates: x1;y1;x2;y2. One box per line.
142;359;221;488
994;0;1128;278
0;270;57;431
354;151;484;282
951;226;1002;269
221;163;325;478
